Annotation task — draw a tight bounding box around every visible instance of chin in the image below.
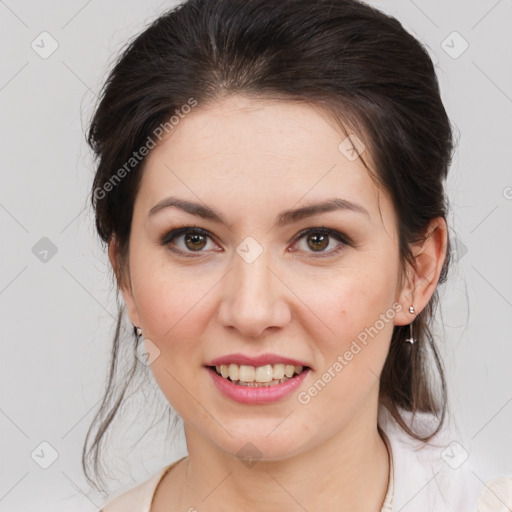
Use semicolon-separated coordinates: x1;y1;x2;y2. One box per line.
208;423;312;463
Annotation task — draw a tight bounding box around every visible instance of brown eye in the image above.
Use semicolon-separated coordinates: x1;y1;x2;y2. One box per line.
291;227;350;258
184;233;207;251
306;232;329;252
161;226;218;257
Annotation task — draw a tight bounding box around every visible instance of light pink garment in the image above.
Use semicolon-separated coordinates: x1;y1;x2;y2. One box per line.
377;404;512;511
101;405;511;512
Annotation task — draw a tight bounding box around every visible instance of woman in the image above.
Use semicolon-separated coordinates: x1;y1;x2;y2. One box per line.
83;0;511;510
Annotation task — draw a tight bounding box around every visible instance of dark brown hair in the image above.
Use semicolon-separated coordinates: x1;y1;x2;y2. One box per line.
83;0;454;493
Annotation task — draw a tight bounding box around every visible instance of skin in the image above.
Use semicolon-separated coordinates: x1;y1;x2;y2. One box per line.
109;94;447;512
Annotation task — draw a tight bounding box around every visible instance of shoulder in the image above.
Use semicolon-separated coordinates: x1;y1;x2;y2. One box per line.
378;404;512;511
477;477;512;512
100;461;179;512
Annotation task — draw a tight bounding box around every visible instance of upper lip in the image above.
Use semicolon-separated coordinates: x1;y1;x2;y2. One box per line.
205;353;311;368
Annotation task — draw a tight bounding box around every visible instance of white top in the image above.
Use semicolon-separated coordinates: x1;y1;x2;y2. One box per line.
101;405;512;512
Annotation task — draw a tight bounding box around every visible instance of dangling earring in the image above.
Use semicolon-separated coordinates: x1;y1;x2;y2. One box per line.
406;306;415;345
133;325;143;343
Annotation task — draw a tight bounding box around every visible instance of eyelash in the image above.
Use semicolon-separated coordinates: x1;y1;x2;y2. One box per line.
160;225;351;259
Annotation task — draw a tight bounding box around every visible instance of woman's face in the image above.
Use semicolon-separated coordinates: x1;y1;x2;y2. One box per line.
118;94;412;460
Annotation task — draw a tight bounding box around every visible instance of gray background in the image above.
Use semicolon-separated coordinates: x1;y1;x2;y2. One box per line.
1;0;511;510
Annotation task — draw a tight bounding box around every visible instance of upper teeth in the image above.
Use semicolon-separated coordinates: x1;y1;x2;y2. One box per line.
216;363;304;383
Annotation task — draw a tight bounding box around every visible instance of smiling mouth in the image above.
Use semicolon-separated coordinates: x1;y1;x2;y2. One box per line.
207;363;309;387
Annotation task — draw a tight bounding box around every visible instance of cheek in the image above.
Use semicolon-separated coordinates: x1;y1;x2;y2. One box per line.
299;267;399;412
130;251;217;351
302;259;399;350
336;279;398;378
300;285;397;423
130;259;214;417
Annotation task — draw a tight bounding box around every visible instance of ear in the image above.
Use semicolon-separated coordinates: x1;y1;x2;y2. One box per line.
108;236;141;328
394;217;448;326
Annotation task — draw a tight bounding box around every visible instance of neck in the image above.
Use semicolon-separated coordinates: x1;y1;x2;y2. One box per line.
178;404;390;512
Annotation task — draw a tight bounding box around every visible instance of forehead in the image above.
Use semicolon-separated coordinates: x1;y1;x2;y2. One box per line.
138;95;393;227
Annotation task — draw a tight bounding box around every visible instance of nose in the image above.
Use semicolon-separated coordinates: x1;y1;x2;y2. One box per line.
217;248;291;338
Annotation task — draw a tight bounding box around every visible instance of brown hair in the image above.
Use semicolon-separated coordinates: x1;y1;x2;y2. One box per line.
83;0;453;492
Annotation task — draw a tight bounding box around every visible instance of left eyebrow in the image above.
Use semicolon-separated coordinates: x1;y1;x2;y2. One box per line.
276;198;370;227
148;196;370;228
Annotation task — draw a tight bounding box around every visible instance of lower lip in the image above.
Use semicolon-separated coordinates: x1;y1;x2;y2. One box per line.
206;367;311;404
